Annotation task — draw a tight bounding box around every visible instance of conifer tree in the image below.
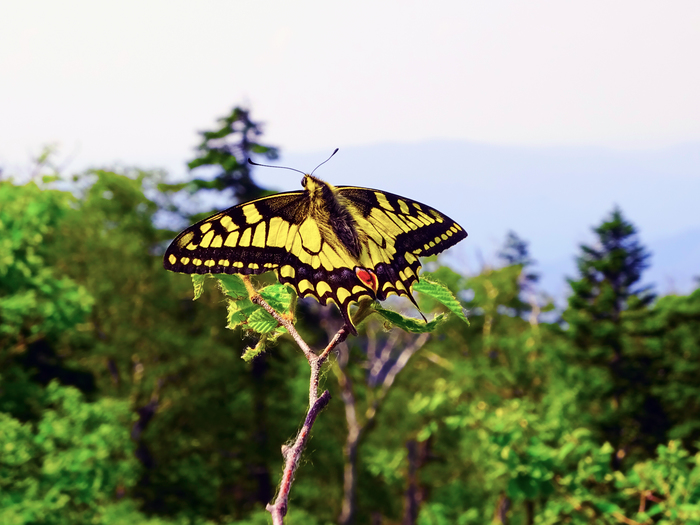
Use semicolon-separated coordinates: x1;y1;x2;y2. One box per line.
185;107;279;505
564;207;658;465
187;106;278;202
498;230;538;285
497;230;539;316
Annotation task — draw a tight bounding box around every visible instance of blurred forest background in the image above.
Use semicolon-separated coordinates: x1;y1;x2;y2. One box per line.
1;107;699;525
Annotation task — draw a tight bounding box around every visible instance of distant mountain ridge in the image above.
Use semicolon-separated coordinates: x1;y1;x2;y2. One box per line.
538;227;700;300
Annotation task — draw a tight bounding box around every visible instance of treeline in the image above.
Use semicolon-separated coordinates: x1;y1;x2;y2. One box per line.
1;109;699;524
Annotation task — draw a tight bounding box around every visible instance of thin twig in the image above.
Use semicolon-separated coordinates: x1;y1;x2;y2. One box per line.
611;512;644;525
379;333;429;397
266;390;331;524
366;332;429;422
369;330;401;384
242;276;349;524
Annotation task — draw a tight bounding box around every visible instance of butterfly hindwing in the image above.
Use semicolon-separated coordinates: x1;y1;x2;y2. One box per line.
276;264;375;329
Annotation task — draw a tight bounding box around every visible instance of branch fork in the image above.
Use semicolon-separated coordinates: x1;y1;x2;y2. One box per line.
243;277;349;524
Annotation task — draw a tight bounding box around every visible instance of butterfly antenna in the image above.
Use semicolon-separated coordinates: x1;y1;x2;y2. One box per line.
310;148;339;176
247;158;306;176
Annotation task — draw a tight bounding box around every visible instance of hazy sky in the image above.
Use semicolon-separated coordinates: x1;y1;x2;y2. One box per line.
2;1;699;173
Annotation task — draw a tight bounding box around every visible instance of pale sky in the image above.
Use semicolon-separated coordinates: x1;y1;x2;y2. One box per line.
2;1;700;174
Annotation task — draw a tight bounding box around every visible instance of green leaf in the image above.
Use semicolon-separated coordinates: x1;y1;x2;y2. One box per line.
374;305;444;333
215;274;248;299
191;274;207;301
247;308;279;334
595;501;623;515
414;278;470;325
241;337;267;362
226;298;257;330
259;283;293;314
219;278;288;335
269;325;288;341
507;475;540;499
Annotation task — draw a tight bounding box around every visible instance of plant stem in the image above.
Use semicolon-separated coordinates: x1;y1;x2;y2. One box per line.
266;390;332;524
245;277;350;524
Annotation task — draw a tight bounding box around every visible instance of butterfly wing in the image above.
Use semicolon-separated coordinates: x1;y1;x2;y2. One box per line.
336;186;467;303
164;191;310;275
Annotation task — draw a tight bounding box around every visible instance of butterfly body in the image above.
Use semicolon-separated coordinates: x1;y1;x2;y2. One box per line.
164;173;467;333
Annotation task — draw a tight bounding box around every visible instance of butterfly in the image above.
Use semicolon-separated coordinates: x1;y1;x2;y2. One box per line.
164;160;467;334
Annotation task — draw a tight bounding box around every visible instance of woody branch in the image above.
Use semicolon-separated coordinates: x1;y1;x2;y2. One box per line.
243;276;349;524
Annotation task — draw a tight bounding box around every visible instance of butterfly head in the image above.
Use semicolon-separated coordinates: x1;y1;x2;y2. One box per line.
301;174;339;208
247;148;340;195
301;173;326;191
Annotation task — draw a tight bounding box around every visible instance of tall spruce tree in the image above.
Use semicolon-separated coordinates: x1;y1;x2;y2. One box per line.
498;231;537;274
156;106;281;508
188;107;280;506
564;207;659;466
497;231;540;317
187;106;279;203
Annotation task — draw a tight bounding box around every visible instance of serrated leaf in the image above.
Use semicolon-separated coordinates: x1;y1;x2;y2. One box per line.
259;283;293;314
374;306;444;333
241;337;267;362
414;278;470;326
191;275;207;301
247;308;279;334
269;325;288;341
226;298;257;330
216;275;295;336
216;274;248;299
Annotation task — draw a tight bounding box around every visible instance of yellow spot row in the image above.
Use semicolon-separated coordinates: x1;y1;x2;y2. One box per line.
168;254;270;272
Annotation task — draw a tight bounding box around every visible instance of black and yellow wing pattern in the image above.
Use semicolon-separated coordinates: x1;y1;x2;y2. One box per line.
164;174;467;334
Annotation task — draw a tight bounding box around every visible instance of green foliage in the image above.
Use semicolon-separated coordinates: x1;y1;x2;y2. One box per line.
191;274;294;360
0;177;96;422
1;169;300;521
3;155;700;525
637;288;700;444
0;381;139;524
191;274;206;301
0;180;93;348
616;441;700;524
373;306;445;333
199;273;464;356
365;276;470;333
563;208;671;461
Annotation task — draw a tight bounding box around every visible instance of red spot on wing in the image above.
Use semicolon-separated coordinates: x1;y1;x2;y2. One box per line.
355;267;378;292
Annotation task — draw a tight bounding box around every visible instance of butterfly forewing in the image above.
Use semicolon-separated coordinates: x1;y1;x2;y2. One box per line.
164;191;307;274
